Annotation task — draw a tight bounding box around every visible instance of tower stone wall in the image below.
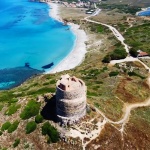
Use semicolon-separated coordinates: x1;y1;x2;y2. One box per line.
56;74;86;125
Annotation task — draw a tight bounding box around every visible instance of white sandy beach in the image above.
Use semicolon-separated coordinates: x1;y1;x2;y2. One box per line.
47;2;87;73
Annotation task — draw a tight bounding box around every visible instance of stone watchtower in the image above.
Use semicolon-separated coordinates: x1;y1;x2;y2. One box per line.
56;74;87;125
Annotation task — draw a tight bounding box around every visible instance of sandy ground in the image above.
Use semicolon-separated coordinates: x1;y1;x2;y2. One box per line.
47;3;87;73
58;5;87;20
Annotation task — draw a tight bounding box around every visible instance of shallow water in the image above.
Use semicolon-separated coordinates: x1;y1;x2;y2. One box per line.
0;0;76;90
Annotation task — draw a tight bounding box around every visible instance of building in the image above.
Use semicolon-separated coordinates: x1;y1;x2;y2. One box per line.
56;74;87;125
137;50;149;57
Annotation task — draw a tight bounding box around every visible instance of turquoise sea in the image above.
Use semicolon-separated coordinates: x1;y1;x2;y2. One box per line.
0;0;76;90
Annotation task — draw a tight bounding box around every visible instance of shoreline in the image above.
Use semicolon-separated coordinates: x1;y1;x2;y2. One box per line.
47;2;87;73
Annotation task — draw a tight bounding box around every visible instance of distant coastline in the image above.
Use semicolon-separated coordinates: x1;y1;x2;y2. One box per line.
47;2;87;73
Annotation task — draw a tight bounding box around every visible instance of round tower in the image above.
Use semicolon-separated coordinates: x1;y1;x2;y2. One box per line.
56;74;86;125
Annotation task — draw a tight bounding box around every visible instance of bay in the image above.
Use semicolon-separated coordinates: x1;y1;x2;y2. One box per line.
0;0;76;90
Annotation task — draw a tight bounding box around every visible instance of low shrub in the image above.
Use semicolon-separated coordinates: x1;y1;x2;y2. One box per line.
1;147;7;150
87;91;98;97
103;47;127;63
42;122;59;143
13;139;20;148
27;87;55;95
128;71;145;79
0;92;14;103
95;81;103;84
0;104;3;111
109;71;119;77
8;120;19;133
129;48;138;57
5;104;21;116
1;121;11;131
43;82;49;86
35;114;44;124
26;121;37;134
20;100;41;120
110;48;127;60
102;67;108;71
10;98;18;103
94;102;100;108
24;144;29;149
97;25;104;33
102;54;111;63
49;79;56;84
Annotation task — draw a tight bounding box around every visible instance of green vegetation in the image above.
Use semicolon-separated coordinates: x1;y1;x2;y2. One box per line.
0;120;18;134
0;91;20;103
0;92;14;103
1;148;7;150
0;104;3;111
87;91;99;97
117;23;129;32
97;25;104;33
49;79;56;84
102;54;111;63
131;107;150;124
27;87;55;95
109;71;119;77
5;104;21;116
0;131;2;136
110;47;127;60
24;144;29;149
13;139;20;148
128;71;146;79
8;120;19;133
20;100;41;120
124;23;150;54
35;114;44;124
25;121;37;134
89;23;108;33
98;4;141;15
94;102;100;108
1;121;11;131
129;48;138;57
81;67;108;81
42;122;59;143
103;46;127;63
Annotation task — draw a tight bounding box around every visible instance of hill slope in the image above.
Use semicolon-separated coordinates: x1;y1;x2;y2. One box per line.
104;0;150;7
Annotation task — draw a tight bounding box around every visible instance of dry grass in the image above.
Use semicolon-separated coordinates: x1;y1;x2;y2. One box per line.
92;10;128;24
59;5;87;21
86;123;123;150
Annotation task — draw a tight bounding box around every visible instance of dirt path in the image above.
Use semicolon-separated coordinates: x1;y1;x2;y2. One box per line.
85;13;129;53
65;118;107;150
84;8;150;125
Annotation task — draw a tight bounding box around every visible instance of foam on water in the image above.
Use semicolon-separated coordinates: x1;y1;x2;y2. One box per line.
0;0;76;90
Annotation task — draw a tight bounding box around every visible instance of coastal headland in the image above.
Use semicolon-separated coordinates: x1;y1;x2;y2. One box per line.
0;1;150;150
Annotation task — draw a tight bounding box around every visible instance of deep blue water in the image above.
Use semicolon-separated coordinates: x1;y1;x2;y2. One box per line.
0;0;76;90
138;7;150;16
